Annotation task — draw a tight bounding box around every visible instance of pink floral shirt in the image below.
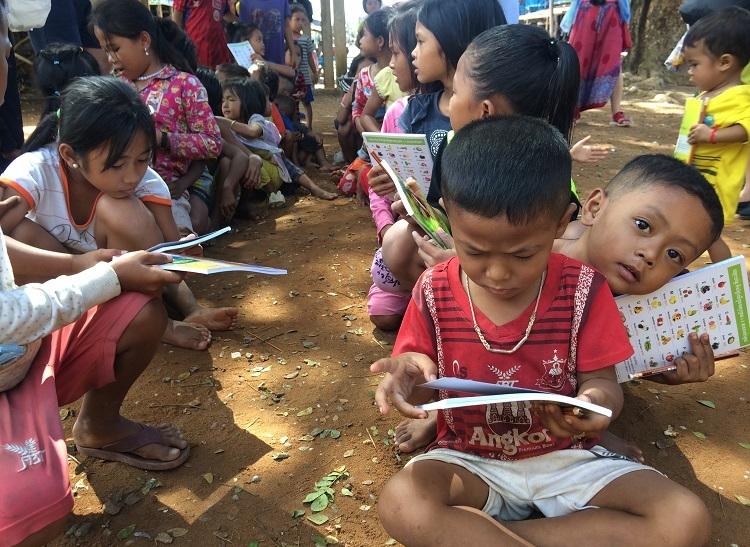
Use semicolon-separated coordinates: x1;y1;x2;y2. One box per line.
136;65;222;184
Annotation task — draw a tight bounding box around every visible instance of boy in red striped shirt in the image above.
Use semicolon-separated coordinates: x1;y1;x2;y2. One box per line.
372;116;710;546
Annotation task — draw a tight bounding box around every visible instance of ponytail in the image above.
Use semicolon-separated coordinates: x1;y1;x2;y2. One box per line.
91;0;193;74
23;112;59;154
464;25;580;143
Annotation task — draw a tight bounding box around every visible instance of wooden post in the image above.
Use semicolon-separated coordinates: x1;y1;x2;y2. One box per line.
548;0;557;36
333;0;347;80
320;0;335;89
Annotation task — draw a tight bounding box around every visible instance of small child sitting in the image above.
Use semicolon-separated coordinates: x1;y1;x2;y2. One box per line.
372;116;709;547
681;6;750;261
274;94;333;171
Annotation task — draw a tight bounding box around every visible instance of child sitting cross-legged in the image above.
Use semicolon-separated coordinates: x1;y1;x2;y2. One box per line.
371;116;710;547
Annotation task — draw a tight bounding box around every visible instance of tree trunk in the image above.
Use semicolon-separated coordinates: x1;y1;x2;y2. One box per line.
625;0;685;76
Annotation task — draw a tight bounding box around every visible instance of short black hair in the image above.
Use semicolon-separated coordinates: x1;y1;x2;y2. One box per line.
195;67;222;116
290;3;307;17
607;154;724;243
216;63;250;79
221;77;267;121
441;115;571;224
684;6;750;66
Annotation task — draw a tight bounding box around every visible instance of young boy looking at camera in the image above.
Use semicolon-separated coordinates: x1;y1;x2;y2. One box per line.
371;116;709;547
681;6;750;261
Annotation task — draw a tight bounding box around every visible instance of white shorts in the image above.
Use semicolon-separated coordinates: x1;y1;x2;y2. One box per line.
171;192;193;234
407;446;657;521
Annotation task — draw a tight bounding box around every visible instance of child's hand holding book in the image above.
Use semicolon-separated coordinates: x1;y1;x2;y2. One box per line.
111;251;185;295
532;393;611;441
371;352;438;419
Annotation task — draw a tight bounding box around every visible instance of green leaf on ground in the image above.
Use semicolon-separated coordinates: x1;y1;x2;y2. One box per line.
297;407;313;416
697;400;716;409
117;524;136;540
736;495;750;506
692;431;707;440
291;509;305;519
306;513;329;525
310;494;329;512
738;442;750;449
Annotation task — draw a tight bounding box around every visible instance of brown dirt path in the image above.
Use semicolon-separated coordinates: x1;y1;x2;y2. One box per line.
47;86;749;547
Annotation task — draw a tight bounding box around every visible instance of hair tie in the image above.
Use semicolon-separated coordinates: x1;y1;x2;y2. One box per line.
547;38;560;64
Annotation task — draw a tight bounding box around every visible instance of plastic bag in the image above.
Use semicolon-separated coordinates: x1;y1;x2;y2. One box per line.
7;0;51;32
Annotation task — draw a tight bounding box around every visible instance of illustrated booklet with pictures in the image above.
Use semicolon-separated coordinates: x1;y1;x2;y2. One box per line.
147;227;287;276
367;150;452;250
362;132;434;196
614;255;750;382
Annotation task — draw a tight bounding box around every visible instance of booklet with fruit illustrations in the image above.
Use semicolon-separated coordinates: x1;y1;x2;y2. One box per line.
417;377;612;418
614;255;750;382
362;132;433;196
159;255;287;276
372;154;452;250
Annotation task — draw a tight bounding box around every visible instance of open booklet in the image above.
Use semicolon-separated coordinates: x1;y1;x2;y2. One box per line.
227;41;257;70
372;153;452;250
417;377;612;418
362;132;433;196
615;255;750;382
146;227;286;276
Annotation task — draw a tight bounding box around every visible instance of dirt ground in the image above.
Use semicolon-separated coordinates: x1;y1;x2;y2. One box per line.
18;82;748;546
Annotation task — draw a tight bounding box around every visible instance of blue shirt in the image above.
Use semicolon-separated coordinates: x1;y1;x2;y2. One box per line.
239;0;291;65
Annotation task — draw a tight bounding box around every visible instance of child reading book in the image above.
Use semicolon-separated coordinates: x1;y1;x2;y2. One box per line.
394;155;725;460
680;6;750;261
371;116;710;546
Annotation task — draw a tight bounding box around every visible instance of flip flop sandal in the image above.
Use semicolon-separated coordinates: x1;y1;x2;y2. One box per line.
611;111;632;127
76;423;190;471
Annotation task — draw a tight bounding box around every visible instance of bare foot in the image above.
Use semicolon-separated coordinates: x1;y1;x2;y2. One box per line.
395;411;438;453
599;430;645;462
308;184;338;200
163;319;211;350
74;417;188;465
184;306;238;331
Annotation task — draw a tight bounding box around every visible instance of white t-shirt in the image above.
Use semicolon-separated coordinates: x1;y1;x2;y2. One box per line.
0;145;172;253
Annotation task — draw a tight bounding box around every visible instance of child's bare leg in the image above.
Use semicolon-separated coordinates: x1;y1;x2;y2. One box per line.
394;411;438;453
94;195;212;351
708;237;732;263
72;299;189;463
315;147;335;171
506;470;709;547
370;314;403;331
378;459;530;547
305;101;314;130
382;219;426;291
178;280;238;331
297;172;337;200
188;193;210;235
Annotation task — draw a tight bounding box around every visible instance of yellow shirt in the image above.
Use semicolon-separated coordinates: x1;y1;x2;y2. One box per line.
692;85;750;222
373;67;406;108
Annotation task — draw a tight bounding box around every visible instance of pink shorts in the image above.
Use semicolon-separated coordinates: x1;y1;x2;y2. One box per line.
367;284;410;317
0;292;153;546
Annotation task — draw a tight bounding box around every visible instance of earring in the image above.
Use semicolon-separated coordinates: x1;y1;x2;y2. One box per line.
71;163;79;169
144;48;149;56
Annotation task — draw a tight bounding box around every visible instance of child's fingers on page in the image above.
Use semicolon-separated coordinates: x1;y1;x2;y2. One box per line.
374;376;394;414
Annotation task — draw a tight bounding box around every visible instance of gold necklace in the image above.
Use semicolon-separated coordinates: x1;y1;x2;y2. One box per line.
463;270;546;354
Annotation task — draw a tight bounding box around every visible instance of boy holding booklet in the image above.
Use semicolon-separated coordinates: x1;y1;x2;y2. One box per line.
371;116;709;546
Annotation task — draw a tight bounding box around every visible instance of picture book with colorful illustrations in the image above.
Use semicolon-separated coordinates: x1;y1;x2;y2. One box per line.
159;255;287;276
674;96;707;165
148;227;231;254
417;377;612;418
362;132;433;196
615;256;750;382
376;156;452;249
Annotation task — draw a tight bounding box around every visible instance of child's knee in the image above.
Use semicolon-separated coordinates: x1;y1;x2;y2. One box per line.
382;221;418;279
656;489;710;546
96;195;157;232
370;314;402;332
128;299;168;338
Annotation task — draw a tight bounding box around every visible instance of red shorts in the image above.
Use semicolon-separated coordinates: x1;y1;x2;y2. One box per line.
0;292;153;547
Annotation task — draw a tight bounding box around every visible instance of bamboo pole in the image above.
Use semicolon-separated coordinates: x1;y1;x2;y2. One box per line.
333;0;347;80
320;0;334;89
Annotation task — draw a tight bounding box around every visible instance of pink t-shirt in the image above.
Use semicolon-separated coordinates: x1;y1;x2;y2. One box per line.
368;97;408;240
352;65;376;122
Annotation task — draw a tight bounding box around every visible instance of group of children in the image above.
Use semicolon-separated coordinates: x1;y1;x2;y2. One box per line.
1;0;750;543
